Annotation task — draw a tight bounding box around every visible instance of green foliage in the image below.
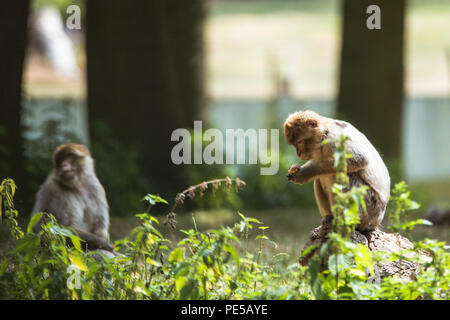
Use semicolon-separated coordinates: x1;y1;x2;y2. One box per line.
0;137;449;300
0;179;23;240
304;135;376;299
328;135;367;238
388;181;430;236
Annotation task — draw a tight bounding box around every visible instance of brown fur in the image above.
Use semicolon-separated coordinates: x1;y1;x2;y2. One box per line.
53;143;91;168
284;110;390;232
31;144;111;248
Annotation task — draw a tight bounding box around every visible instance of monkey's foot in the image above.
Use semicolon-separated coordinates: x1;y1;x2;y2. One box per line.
319;215;333;236
321;214;333;226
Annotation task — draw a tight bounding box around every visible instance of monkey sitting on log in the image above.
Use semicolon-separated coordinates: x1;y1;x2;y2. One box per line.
283;110;390;232
31;143;114;253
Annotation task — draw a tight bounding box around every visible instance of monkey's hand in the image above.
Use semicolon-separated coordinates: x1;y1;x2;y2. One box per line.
287;164;311;184
287;164;313;184
74;228;115;252
287;164;300;180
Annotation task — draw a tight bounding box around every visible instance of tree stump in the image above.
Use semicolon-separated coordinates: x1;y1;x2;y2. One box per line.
299;223;431;282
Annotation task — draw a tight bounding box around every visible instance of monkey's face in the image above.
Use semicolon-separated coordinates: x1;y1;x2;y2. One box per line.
284;111;322;161
53;143;93;187
294;135;320;161
294;138;310;161
56;154;82;186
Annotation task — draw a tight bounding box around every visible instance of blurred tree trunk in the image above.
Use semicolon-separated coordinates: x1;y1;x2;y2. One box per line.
87;0;207;195
0;1;30;194
337;0;406;161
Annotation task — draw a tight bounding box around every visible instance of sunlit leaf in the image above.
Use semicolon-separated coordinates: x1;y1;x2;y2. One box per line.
27;212;43;233
175;276;187;292
169;247;184;263
146;258;162;267
69;253;88;271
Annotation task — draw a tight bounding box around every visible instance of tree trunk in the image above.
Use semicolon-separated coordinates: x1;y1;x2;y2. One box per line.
0;1;30;199
86;0;207;196
337;0;406;161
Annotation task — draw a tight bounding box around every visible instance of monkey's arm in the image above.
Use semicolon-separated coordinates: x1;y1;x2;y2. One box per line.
88;179;111;241
287;160;334;184
73;228;114;252
288;149;368;184
31;212;114;252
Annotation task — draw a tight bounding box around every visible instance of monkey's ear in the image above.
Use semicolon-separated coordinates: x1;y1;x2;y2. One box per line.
306;119;318;128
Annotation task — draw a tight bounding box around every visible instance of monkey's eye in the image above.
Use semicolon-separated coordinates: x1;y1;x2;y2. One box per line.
59;155;76;167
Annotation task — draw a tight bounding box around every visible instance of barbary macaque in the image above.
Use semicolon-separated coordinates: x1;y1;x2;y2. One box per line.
31;143;114;252
283;110;390;232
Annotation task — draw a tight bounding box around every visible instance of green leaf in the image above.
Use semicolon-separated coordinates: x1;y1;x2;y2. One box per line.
146;258;162;267
50;224;77;237
10;182;16;197
301;244;319;257
418;218;432;226
70;235;83;252
69;252;88;271
328;254;352;275
27;212;43;233
142;194;168;205
349;268;366;277
409;201;420;210
0;260;8;275
175;276;187;292
169;247;184;264
14;233;40;254
224;243;240;269
180;279;199;300
309;258;329;300
319;242;329;257
354;244;374;274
